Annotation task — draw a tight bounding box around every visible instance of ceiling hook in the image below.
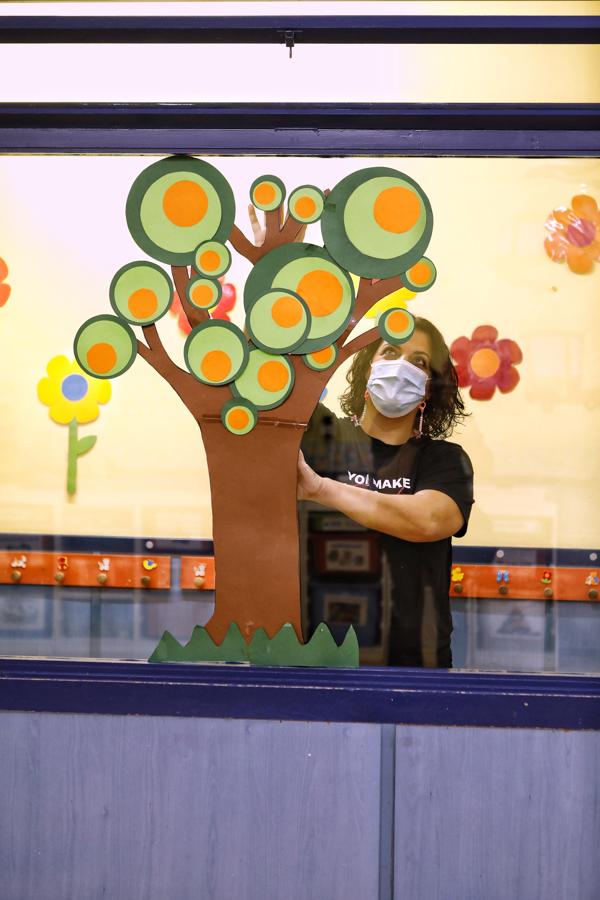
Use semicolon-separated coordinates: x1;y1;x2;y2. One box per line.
283;29;297;58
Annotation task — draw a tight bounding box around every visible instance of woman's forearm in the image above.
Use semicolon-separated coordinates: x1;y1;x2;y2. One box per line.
314;477;434;542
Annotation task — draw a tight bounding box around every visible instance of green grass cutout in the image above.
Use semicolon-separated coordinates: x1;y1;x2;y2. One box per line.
148;622;359;668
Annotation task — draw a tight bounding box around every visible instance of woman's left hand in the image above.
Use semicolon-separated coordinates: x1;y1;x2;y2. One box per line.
297;451;324;501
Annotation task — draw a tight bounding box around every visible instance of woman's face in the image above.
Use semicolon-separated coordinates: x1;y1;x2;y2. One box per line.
370;329;433;376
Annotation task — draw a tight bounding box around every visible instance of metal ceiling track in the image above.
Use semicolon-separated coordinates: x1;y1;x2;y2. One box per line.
0;15;599;45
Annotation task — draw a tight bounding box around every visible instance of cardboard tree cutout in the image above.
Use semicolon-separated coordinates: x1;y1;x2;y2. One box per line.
73;158;437;664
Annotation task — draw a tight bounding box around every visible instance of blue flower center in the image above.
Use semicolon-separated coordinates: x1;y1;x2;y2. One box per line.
61;374;88;402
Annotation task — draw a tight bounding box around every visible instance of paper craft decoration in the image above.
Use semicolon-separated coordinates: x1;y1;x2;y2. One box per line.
287;185;325;224
110;261;173;324
74;315;137;378
126;156;235;264
451;326;522;400
150;622;359;668
321;167;433;278
0;256;10;307
250;175;286;211
379;308;416;345
185;321;249;387
37;355;111;494
544;193;600;274
73;157;437;664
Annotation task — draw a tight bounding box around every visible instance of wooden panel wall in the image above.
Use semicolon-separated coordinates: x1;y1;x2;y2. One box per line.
2;712;599;900
0;713;380;900
394;726;600;900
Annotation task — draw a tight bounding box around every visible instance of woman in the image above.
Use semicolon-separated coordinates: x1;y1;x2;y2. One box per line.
299;317;474;668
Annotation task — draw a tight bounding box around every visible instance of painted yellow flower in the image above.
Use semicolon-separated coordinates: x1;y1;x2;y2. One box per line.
365;286;416;319
37;355;111;425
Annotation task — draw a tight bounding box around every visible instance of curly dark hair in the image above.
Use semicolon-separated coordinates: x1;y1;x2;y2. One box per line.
339;317;468;439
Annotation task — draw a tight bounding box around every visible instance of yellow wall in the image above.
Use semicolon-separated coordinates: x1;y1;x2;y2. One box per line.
0;155;599;547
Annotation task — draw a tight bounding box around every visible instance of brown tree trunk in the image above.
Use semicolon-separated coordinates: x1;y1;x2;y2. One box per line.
200;420;305;644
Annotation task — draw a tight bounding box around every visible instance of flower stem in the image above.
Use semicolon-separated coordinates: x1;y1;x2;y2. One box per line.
67;419;78;495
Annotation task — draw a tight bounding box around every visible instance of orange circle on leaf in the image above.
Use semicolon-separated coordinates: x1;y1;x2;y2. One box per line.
257;360;289;393
294;196;317;218
162;180;208;227
254;182;276;206
387;310;410;334
311;346;334;365
200;350;232;382
87;342;117;374
271;295;303;328
199;250;221;272
190;283;215;307
408;261;431;285
128;288;158;319
228;408;250;430
373;186;421;234
471;348;500;379
296;269;343;318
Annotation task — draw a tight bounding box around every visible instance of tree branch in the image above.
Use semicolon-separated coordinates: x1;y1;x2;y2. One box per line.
280;213;307;242
337;326;381;365
171;266;208;330
136;334;229;422
137;335;186;382
229;202;307;266
228;225;261;265
264;206;283;243
141;323;166;354
336;275;405;349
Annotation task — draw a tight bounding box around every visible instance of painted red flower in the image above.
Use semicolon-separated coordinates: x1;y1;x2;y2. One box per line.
170;278;237;335
0;257;11;307
451;325;522;401
210;280;237;322
544;193;600;274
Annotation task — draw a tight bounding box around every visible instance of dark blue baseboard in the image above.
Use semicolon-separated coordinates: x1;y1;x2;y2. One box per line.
1;658;599;730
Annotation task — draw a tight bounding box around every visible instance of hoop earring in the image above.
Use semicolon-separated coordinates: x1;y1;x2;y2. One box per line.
416;401;426;437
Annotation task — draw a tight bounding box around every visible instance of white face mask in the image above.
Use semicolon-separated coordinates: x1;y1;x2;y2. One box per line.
366;357;428;419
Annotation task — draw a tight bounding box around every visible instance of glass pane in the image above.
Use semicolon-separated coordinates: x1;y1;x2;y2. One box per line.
0;153;598;671
1;1;599;102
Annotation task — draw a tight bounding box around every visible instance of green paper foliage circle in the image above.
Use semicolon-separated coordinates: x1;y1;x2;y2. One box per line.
250;175;285;212
109;261;173;325
303;344;338;371
231;349;294;411
194;241;231;278
247;289;311;354
378;307;416;345
74;314;137;379
126;156;235;266
187;276;222;310
401;256;437;292
288;185;325;224
321;167;433;279
184;320;248;386
244;243;354;354
221;399;258;436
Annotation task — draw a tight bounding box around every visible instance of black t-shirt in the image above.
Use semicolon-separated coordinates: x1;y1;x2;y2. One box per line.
302;405;474;668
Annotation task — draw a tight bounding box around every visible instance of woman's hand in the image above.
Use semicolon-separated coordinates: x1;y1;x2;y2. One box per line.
297;451;325;501
248;203;266;247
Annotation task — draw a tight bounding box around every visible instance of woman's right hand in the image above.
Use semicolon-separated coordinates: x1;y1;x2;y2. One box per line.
297;451;325;502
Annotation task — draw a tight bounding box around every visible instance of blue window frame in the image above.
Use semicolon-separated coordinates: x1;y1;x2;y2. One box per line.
0;12;599;726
